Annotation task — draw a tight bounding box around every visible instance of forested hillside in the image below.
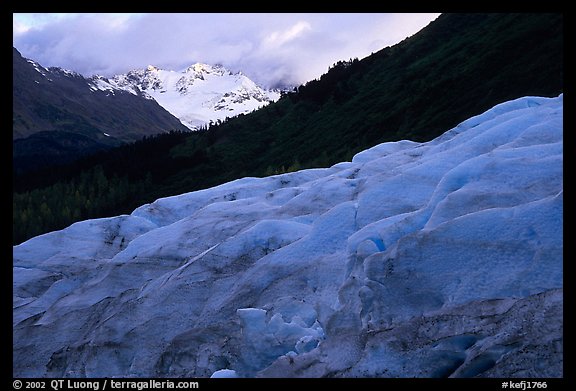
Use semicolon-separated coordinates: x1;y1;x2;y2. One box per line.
13;13;563;245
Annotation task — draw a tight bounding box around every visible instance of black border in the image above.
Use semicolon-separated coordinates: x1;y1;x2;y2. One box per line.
7;5;572;387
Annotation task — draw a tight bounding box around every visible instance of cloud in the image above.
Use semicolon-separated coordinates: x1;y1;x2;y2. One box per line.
263;21;312;48
13;13;440;88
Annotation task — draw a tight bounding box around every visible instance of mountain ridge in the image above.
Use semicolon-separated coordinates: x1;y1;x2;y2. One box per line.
12;47;189;142
13;47;282;174
12;47;190;174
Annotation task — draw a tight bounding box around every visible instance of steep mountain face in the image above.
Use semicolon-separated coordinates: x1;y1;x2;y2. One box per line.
13;95;563;378
12;48;189;174
98;63;281;130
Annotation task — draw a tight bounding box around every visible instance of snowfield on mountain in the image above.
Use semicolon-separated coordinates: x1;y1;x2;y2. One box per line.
91;63;280;130
13;94;563;378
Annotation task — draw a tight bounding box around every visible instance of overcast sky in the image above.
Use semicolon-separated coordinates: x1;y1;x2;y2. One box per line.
13;13;440;88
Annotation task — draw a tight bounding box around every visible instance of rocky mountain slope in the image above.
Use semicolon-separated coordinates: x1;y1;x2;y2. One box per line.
12;48;189;173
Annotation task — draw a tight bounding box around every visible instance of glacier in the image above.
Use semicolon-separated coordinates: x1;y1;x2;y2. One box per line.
13;95;563;378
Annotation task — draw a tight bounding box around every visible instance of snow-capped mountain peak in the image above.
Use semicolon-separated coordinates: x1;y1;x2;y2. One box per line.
185;62;228;77
92;62;281;130
191;63;205;73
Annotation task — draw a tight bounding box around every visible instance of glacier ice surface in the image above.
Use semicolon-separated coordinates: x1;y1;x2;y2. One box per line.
13;95;563;377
